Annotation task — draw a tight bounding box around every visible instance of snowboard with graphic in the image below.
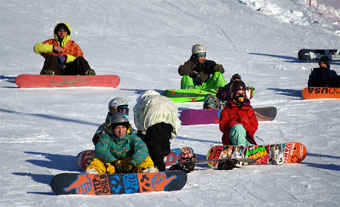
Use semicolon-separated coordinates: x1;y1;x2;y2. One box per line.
207;142;307;168
50;171;187;195
302;87;340;99
77;147;195;171
180;107;277;125
298;49;340;61
16;74;120;88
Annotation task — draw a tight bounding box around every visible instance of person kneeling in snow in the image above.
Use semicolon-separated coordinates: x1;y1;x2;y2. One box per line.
86;112;156;174
133;90;181;172
219;80;258;146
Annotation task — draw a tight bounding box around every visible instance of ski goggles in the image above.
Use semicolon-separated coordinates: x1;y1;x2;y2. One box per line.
197;52;206;58
109;105;129;115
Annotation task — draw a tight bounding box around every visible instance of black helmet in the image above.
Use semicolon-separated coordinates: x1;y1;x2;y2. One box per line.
110;112;130;130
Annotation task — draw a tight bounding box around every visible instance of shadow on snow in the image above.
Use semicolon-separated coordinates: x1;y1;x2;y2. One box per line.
0;108;99;126
267;88;303;99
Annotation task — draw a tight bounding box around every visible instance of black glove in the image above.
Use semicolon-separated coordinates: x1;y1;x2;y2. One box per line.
169;155;197;173
123;163;134;173
111;162;124;173
190;73;202;86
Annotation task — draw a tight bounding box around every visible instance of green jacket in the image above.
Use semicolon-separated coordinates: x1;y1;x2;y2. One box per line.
94;132;149;167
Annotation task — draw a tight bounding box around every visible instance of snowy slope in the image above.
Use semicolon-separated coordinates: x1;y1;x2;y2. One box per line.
0;0;339;206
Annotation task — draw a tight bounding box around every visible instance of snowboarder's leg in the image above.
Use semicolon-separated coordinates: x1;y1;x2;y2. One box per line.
64;57;95;75
40;55;64;75
181;75;201;89
144;123;172;171
86;158;109;174
229;124;253;145
201;72;226;90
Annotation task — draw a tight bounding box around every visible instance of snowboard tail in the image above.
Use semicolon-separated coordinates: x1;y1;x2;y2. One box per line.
180;107;277;125
16;74;120;88
207;142;307;168
77;147;195;171
50;171;187;195
298;49;340;61
302;87;340;99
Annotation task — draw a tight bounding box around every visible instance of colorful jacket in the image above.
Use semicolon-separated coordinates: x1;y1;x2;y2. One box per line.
94;132;149;167
133;90;180;139
33;22;83;64
178;55;224;82
219;99;258;145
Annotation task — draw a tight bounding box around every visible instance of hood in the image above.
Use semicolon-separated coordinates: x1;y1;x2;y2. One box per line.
53;22;72;47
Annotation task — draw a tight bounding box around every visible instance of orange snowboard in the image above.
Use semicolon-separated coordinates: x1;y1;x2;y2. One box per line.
302;87;340;99
16;74;120;88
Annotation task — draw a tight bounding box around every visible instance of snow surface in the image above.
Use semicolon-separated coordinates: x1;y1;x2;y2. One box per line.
0;0;339;206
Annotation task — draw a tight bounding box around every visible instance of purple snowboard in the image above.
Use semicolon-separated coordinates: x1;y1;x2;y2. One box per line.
180;107;277;125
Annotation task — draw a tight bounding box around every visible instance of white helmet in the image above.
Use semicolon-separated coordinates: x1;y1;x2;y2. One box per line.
108;97;129;114
192;44;206;55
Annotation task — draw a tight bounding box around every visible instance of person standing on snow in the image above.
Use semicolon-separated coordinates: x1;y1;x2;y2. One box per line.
92;97;132;145
86;112;156;174
34;22;95;75
178;44;226;90
308;56;338;87
133;90;181;171
219;81;258;146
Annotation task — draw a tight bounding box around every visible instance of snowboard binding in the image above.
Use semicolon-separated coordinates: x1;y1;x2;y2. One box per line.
168;154;197;173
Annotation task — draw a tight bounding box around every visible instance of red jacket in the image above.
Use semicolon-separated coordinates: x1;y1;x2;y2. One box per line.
219;99;258;145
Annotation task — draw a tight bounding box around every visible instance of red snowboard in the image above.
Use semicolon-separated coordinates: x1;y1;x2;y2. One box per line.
302;87;340;99
16;74;120;88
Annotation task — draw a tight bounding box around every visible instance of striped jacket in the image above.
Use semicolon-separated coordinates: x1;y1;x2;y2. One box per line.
94;132;149;167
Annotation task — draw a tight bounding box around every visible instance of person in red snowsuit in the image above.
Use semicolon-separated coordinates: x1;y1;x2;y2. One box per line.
219;81;258;145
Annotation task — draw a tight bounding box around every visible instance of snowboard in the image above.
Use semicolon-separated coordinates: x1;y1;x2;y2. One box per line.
162;87;255;103
180;107;277;125
76;147;195;171
298;49;340;61
207;142;307;168
302;87;340;99
50;171;187;195
161;89;217;103
16;74;120;88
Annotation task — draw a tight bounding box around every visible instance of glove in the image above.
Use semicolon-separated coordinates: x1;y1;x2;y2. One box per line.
112;161;124;173
190;72;202;86
123;163;134;173
57;55;67;67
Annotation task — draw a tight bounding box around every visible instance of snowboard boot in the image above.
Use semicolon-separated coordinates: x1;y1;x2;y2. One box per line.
86;69;96;76
217;159;237;170
269;144;284;165
168;155;197;173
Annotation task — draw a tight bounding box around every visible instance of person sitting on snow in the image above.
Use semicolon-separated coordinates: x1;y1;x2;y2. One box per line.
34;22;95;75
219;81;258;146
308;56;338;87
86;112;157;174
178;44;226;90
133;90;181;171
92;97;132;145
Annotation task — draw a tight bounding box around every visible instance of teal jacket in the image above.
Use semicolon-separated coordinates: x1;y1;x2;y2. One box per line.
94;132;149;167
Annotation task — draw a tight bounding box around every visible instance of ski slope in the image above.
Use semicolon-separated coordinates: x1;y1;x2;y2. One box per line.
0;0;339;206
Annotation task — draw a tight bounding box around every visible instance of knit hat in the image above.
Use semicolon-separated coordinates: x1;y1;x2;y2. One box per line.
319;56;329;68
